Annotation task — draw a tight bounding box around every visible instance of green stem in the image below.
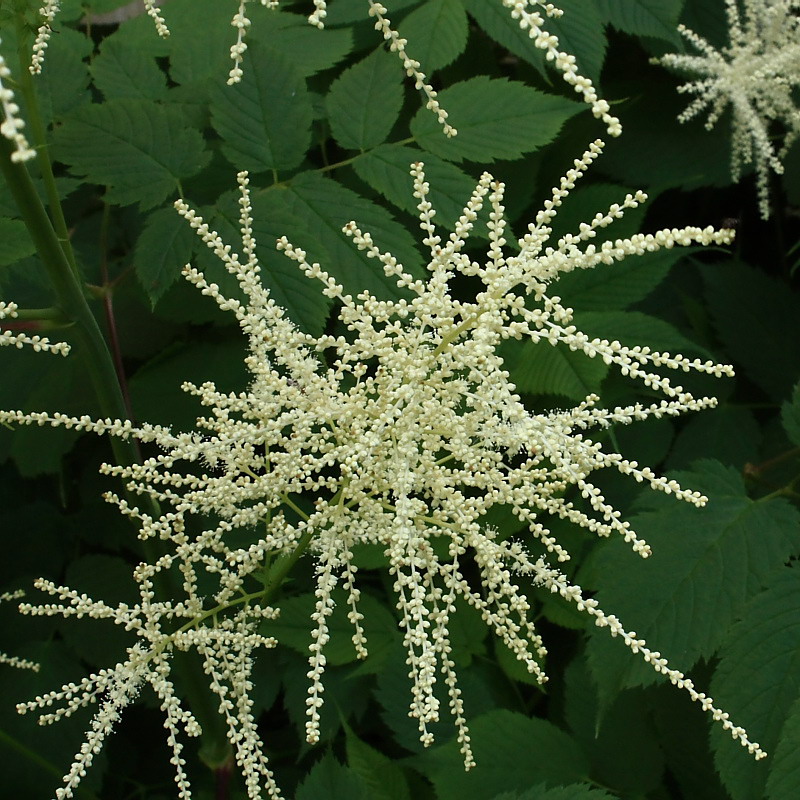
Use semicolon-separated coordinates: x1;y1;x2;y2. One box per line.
0;137;135;468
15;18;80;279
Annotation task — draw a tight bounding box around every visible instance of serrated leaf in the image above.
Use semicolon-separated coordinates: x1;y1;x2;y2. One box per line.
667;405;760;470
411;76;582;163
0;218;35;266
212;44;312;174
413;710;589;799
345;725;412;800
398;0;469;72
266;589;397;667
34;27;92;123
250;10;353;77
711;566;800;799
766;694;800;799
54;99;209;210
256;172;423;300
491;787;616;800
555;247;689;311
595;0;684;44
574;310;711;358
703;261;800;400
505;339;609;400
782;382;800;446
545;0;608;85
461;0;547;72
296;754;368;800
352;144;480;231
563;655;665;795
134;207;197;306
586;461;800;710
326;49;404;151
191;187;333;336
90;37;167;101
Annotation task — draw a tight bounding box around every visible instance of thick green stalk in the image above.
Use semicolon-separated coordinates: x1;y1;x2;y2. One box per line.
0;136;134;467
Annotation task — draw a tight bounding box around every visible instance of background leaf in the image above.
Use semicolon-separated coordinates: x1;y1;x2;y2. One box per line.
212;44;312;174
398;0;469;72
326;49;404;151
410;77;582;163
54;99;209;210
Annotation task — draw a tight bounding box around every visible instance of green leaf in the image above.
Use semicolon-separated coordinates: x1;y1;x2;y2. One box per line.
191;187;334;336
60;555;136;666
345;725;412;800
33;27;92;124
544;0;608;86
766;694;800;799
54;99;209;210
326;49;404;151
595;0;684;44
563;655;665;795
90;36;167;101
250;10;353;77
410;76;582;163
375;641;496;752
555;247;690;311
491;787;615;800
0;218;36;266
413;710;589;799
266;589;397;667
667;405;760;470
398;0;469;72
352;144;480;231
574;310;711;358
256;172;423;300
586;461;800;708
505;339;609;400
703;261;800;400
782;382;800;447
211;44;312;174
128;338;248;429
547;183;646;244
711;566;800;800
133;207;197;307
296;754;368;800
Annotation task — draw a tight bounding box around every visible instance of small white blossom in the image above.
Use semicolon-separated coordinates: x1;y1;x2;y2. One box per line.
0;302;70;355
0;43;36;162
0;144;764;793
658;0;800;218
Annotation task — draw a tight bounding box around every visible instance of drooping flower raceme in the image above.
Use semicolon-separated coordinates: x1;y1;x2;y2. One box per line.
0;140;765;799
658;0;800;218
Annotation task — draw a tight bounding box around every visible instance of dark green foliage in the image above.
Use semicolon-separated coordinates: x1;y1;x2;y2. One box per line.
2;1;800;798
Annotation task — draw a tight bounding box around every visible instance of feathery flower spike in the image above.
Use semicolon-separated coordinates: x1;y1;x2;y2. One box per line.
0;42;36;162
658;0;800;218
0;144;764;799
0;591;39;671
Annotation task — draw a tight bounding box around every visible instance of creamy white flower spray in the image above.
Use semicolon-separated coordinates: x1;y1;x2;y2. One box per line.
658;0;800;218
0;141;766;799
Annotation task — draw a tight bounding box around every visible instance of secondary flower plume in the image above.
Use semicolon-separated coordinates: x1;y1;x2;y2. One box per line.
658;0;800;218
0;140;765;798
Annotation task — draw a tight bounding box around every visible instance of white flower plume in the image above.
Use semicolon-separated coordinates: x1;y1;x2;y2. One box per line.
658;0;800;218
0;140;765;800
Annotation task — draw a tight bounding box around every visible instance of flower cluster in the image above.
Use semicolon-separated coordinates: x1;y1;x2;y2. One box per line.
0;301;70;355
17;518;282;800
658;0;800;218
0;40;35;162
0;143;765;798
